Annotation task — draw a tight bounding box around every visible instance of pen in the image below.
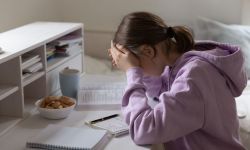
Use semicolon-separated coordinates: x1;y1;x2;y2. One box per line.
90;114;119;124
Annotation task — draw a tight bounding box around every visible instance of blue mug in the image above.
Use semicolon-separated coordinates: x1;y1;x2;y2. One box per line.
59;67;80;99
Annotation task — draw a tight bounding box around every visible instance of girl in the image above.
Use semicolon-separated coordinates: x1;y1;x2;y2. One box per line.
109;12;247;150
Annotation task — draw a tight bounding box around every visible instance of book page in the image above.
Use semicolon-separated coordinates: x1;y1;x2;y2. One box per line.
78;89;124;105
78;76;126;106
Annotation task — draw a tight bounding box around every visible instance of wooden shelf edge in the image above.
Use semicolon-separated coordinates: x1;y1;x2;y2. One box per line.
0;86;19;102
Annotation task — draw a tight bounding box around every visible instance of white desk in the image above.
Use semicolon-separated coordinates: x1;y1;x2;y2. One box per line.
0;109;152;150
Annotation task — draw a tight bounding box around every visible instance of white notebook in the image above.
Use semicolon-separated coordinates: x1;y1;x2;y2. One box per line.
26;124;112;150
85;114;129;137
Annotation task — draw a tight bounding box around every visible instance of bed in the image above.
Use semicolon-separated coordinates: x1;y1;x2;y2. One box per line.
83;17;250;149
194;17;250;149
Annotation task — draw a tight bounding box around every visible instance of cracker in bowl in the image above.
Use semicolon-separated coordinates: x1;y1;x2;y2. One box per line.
35;96;76;119
40;96;75;109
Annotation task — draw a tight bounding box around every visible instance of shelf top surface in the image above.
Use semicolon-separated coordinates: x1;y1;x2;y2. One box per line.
0;22;83;64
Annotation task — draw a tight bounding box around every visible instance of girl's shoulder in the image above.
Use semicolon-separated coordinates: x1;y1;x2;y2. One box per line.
174;56;216;79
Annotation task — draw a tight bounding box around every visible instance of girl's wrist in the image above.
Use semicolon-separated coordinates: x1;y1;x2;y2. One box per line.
126;67;143;85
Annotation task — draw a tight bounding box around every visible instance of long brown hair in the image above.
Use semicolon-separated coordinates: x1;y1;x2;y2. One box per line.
113;12;194;55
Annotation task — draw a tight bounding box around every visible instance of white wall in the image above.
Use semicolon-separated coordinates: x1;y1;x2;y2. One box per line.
0;0;62;32
0;0;245;58
0;0;244;33
60;0;243;31
58;0;244;59
242;0;250;25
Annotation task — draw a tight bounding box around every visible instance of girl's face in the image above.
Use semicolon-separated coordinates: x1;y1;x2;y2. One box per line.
135;41;180;76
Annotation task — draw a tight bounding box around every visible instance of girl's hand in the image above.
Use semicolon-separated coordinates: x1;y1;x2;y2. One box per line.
109;43;140;72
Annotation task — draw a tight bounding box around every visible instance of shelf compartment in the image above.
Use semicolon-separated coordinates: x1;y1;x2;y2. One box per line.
0;116;22;137
47;51;81;72
22;72;45;87
0;85;19;102
46;54;82;95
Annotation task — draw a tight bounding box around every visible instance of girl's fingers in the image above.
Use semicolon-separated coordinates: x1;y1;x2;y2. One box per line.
116;44;129;54
116;44;123;50
111;40;114;49
111;41;128;54
108;50;112;57
120;48;130;54
111;46;123;58
107;49;111;56
112;60;117;67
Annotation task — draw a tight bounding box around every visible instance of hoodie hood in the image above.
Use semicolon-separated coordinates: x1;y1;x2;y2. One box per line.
176;41;247;97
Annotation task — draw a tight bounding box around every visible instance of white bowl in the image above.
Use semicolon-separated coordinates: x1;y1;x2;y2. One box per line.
35;97;76;119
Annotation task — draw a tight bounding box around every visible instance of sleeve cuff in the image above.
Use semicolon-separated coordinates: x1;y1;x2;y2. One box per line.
126;67;143;85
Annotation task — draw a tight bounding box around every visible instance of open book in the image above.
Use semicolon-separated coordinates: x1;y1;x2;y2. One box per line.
26;124;112;150
77;74;127;110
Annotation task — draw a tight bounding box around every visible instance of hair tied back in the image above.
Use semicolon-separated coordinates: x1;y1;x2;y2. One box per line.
164;27;175;39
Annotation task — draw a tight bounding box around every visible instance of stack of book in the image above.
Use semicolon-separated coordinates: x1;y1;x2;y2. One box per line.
46;34;82;60
22;54;43;80
46;45;56;61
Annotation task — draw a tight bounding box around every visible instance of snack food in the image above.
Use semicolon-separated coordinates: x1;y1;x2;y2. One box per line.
40;96;75;109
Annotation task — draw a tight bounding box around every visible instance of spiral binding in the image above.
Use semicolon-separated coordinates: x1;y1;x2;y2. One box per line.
27;142;86;150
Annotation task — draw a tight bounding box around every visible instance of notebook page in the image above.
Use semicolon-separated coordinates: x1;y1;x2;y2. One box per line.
26;124;107;149
86;115;129;136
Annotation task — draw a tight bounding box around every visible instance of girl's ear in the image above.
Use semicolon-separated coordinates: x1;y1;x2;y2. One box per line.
139;45;155;59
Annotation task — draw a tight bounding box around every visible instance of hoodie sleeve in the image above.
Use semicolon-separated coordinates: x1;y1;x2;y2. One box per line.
122;66;205;145
141;66;170;98
142;74;165;98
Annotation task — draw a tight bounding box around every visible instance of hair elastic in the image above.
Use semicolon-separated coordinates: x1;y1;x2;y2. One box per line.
164;27;175;39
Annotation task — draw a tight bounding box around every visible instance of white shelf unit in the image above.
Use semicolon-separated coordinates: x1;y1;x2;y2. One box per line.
0;56;23;137
0;22;84;136
46;50;81;72
0;85;19;101
22;72;45;87
21;45;46;87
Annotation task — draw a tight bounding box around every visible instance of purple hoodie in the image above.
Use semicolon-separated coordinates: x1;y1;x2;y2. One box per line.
122;41;247;150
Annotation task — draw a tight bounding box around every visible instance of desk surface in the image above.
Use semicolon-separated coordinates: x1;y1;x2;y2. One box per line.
0;109;150;150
